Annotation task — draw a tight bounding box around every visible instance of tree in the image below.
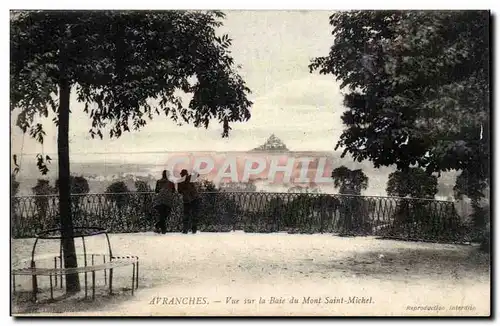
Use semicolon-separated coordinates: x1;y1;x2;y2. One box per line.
331;166;368;196
454;170;490;232
310;11;489;200
281;194;314;231
220;181;257;192
133;180;153;227
196;179;218;192
11;10;252;293
55;176;90;194
386;168;438;199
265;197;286;229
11;174;21;228
106;181;130;207
134;180;152;193
11;174;20;197
106;181;131;229
386;168;439;230
193;179;238;231
55;176;90;225
331;166;369;234
287;186;320;194
32;179;55;222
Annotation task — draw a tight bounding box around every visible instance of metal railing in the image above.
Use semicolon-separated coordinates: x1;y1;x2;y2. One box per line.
11;192;473;243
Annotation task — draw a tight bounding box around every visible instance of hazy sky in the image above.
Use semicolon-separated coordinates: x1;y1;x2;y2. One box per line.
11;11;345;164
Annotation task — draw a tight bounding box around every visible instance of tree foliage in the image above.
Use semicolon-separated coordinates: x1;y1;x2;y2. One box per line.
135;180;152;193
32;179;55;220
219;181;257;192
106;180;130;210
55;175;90;194
331;166;368;195
287;186;321;194
453;169;489;203
386;168;438;199
11;174;20;197
11;10;253;291
11;10;252;166
196;179;218;192
330;166;369;234
11;174;21;224
454;169;490;232
106;180;130;194
32;179;55;196
310;11;490;199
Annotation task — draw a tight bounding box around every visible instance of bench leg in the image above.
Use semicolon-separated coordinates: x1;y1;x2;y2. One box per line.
49;275;54;300
54;257;58;287
84;272;88;299
31;275;37;302
109;268;113;295
136;261;139;289
59;257;63;289
31;261;38;303
84;274;88;299
131;264;135;295
12;274;16;295
103;256;107;286
92;271;96;300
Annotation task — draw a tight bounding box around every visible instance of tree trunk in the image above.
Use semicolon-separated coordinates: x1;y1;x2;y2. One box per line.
58;79;80;293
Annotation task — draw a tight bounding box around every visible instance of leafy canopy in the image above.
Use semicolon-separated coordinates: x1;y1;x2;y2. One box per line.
11;10;252;160
310;11;489;193
106;181;130;194
453;169;489;203
11;174;20;197
331;166;368;195
55;176;90;194
106;180;130;208
386;168;438;199
32;179;55;196
135;180;152;193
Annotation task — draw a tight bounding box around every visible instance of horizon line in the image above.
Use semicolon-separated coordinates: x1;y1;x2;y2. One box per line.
13;150;342;156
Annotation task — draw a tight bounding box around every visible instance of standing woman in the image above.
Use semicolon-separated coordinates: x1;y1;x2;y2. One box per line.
153;170;175;234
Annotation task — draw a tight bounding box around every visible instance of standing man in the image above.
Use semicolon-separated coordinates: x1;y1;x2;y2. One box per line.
177;169;201;234
153;170;175;234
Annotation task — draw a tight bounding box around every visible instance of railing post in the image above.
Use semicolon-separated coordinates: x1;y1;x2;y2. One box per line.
319;197;325;234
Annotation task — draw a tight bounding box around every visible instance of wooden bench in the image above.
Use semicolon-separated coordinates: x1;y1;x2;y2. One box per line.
11;227;140;302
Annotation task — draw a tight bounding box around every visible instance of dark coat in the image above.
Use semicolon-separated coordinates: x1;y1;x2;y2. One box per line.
177;175;200;204
153;178;176;207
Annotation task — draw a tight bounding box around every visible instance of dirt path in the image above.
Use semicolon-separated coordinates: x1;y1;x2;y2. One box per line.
11;232;490;316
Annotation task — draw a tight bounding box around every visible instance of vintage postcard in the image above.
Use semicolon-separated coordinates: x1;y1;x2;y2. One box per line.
9;9;491;317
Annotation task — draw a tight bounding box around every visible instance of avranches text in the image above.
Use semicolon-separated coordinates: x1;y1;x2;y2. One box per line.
149;297;209;305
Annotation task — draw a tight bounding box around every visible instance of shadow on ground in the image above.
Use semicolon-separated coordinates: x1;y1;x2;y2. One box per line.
11;233;490;315
11;276;187;315
311;243;490;282
12;288;134;314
